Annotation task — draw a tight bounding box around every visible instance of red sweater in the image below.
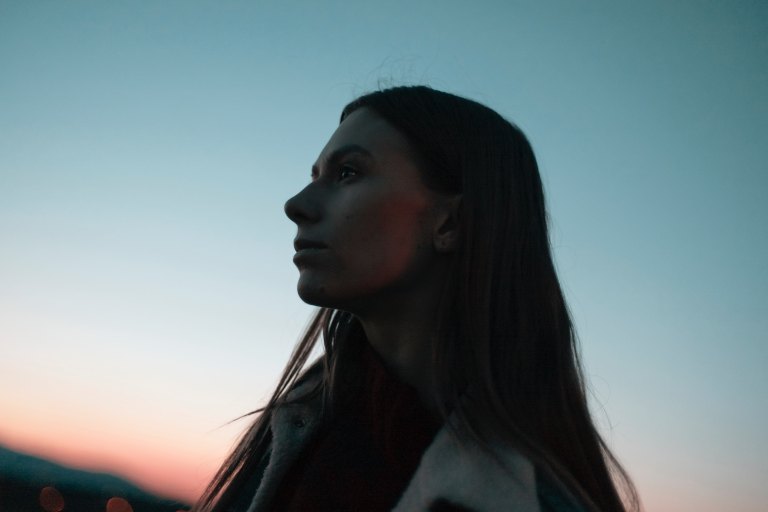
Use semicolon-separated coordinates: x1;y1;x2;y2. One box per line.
270;345;441;511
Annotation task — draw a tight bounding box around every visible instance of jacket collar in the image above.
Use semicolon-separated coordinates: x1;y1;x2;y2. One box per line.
245;366;545;512
393;419;541;511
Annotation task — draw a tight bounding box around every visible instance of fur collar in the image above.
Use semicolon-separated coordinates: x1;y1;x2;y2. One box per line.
243;370;556;512
393;424;540;511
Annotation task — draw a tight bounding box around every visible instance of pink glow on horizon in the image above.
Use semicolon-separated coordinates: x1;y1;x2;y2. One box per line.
0;376;253;504
0;434;217;504
0;419;240;504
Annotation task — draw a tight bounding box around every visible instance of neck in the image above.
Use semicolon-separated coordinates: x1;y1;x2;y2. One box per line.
352;274;447;415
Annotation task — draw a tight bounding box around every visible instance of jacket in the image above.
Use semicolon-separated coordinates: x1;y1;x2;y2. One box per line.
231;372;585;512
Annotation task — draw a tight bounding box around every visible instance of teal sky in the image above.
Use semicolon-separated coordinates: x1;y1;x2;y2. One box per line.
1;1;766;510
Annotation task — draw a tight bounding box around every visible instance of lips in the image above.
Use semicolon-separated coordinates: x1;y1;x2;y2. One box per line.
293;238;328;252
293;238;328;266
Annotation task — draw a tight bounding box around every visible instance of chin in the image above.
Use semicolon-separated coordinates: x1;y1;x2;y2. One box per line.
296;276;334;307
296;276;359;312
297;287;327;307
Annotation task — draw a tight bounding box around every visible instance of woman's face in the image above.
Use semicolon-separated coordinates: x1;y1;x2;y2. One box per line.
284;107;443;312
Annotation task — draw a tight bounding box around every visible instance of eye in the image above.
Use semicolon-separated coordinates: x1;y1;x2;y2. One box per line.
338;165;358;181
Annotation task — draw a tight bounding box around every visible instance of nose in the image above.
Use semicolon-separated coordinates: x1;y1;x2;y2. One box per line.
284;184;320;225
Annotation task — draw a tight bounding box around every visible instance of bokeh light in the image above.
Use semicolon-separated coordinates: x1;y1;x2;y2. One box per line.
38;486;65;512
106;496;134;512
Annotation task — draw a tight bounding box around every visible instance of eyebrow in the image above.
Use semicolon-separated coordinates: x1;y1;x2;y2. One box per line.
312;143;373;174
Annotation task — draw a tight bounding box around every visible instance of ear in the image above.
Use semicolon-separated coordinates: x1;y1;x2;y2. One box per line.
433;194;462;253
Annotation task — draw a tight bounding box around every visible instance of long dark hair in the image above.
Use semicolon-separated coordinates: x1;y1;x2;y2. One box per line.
195;86;639;512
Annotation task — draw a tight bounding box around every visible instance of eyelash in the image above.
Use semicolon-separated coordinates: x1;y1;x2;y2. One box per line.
311;164;359;182
337;165;358;181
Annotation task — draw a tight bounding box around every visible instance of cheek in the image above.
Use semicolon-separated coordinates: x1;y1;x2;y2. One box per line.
337;194;432;289
295;186;435;308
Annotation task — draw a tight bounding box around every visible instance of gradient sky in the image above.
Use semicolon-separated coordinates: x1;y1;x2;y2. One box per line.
1;1;766;510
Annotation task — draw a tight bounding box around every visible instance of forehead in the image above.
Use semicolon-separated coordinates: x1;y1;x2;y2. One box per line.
315;107;413;165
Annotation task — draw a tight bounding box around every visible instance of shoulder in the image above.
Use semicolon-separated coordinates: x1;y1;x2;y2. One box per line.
394;425;586;512
231;361;327;512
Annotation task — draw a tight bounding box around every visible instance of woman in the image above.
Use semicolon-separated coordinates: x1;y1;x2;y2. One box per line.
195;86;639;512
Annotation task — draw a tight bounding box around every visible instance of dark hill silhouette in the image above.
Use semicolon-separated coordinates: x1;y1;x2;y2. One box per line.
0;444;190;511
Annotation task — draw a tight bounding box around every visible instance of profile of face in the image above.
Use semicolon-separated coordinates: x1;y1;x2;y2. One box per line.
284;108;455;314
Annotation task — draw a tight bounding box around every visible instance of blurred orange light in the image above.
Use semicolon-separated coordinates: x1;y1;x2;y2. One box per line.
106;496;134;512
39;486;65;512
